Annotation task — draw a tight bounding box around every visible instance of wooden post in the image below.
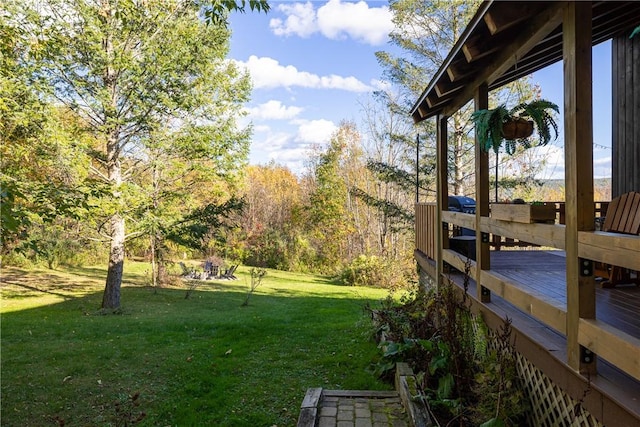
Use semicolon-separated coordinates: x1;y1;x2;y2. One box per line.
475;84;491;302
563;2;596;375
436;114;449;290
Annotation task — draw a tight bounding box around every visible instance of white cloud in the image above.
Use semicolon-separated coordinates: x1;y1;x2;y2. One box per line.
270;2;317;38
270;0;393;46
253;124;271;133
295;119;337;145
249;119;339;173
237;56;372;92
535;145;612;180
316;0;393;45
594;155;612;179
252;131;292;153
246;100;303;120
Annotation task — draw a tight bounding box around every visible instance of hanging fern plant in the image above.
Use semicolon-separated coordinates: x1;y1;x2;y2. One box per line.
471;99;559;154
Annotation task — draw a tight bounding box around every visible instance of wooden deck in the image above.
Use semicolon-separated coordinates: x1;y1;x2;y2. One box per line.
487;250;640;340
431;249;640;425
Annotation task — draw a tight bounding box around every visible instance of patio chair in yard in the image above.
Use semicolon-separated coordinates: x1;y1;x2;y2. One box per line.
594;191;640;287
179;262;195;277
207;265;219;279
220;264;238;280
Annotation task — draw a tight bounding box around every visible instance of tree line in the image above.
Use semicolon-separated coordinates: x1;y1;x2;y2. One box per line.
3;0;569;310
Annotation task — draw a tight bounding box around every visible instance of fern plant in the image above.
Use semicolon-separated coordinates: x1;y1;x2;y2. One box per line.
472;99;559;154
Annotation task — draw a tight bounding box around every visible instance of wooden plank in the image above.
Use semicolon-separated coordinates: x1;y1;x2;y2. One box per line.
480;217;566;249
442;249;476;280
483;2;546;35
441;211;475;230
603;195;621;231
578;231;640;271
442;269;640;427
475;83;490;302
579;319;640;381
321;390;399;398
611;193;631;231
416;203;438;260
435;80;462;98
481;269;567;334
612;32;640;197
436;114;449;288
463;33;502;63
625;192;640;234
296;408;317;427
300;387;322;408
443;2;565;117
491;203;556;223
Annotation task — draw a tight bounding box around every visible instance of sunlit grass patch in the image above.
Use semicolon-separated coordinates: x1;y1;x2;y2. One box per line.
1;262;392;426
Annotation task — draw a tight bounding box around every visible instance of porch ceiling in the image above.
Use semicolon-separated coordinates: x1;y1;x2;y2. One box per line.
410;1;640;123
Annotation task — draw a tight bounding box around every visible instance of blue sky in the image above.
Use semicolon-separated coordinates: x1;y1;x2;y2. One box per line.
229;0;612;179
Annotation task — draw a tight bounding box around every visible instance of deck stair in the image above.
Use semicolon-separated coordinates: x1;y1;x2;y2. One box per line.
297;363;431;427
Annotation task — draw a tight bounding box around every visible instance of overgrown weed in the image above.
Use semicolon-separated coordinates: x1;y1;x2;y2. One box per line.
368;262;529;426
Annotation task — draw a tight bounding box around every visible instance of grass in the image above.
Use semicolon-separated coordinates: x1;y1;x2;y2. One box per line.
0;261;392;426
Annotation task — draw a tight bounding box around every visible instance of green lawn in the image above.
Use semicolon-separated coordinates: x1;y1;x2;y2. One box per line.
0;262;392;426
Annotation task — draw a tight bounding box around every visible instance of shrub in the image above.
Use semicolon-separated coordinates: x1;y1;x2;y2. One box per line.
339;255;408;289
368;275;528;426
0;251;31;268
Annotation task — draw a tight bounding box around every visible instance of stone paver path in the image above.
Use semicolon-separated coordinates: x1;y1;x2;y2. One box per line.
298;389;410;427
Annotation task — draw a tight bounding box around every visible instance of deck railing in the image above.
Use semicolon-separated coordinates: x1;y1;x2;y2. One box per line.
415;201;640;383
415;203;437;260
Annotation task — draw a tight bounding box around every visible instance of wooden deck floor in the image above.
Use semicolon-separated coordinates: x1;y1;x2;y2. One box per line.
488;250;640;340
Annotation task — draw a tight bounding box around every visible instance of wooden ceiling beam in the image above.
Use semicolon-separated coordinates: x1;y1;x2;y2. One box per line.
427;93;448;108
442;1;566;117
463;29;514;63
483;2;546;35
446;58;471;82
435;79;464;98
412;1;640;122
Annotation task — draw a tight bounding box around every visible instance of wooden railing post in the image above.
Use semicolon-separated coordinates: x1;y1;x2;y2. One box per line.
563;1;596;375
436;114;449;290
475;84;491;302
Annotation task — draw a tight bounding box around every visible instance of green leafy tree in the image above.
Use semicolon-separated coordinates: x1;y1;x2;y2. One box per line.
7;0;266;309
307;126;354;270
0;12;96;256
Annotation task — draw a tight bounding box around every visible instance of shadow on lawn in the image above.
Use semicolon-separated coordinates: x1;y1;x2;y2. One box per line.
0;268;102;300
1;281;387;427
1;263;156;302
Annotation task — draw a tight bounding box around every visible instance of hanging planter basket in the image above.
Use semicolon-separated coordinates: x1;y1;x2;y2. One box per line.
471;99;559;154
502;118;534;140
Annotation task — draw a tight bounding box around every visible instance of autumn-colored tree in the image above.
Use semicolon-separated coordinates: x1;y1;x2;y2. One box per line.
306;125;357;271
240;163;309;270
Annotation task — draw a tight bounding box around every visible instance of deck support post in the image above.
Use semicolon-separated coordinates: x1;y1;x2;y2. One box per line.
563;2;596;375
474;83;491;302
436;114;449;290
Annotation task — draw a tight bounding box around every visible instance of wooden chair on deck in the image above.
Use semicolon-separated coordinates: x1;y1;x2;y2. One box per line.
594;191;640;287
